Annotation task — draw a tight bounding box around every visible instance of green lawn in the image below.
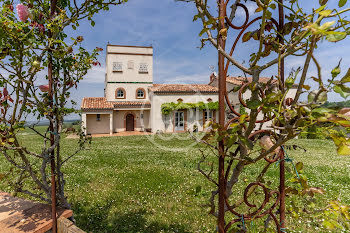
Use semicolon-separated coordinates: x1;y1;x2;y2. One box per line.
0;128;349;232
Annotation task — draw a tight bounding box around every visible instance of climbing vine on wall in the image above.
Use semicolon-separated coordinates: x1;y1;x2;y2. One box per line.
161;101;219;115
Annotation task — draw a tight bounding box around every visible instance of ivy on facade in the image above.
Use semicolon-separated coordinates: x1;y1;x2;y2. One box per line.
161;101;219;115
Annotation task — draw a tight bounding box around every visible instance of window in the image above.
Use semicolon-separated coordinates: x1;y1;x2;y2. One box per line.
96;114;101;121
127;60;134;69
204;110;213;122
207;98;213;102
116;88;125;99
140;113;144;119
113;62;123;72
177;98;183;102
174;111;185;131
139;63;148;73
136;88;145;99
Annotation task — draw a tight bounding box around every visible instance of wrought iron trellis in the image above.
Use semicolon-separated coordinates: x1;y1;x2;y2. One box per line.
217;0;286;232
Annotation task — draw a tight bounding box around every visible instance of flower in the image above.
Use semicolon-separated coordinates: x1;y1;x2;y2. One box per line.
92;61;101;66
16;4;29;22
39;85;50;92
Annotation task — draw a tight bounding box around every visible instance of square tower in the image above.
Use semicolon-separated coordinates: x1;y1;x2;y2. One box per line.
105;44;153;102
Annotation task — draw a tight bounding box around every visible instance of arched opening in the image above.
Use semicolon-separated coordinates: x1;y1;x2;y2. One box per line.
136;88;145;99
116;88;126;99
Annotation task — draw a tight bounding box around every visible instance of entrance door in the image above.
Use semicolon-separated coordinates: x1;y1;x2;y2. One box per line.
174;111;185;131
126;114;134;131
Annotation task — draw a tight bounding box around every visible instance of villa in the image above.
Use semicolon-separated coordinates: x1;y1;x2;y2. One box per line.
81;44;297;135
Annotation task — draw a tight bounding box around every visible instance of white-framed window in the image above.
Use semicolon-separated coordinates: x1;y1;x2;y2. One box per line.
113;62;123;72
96;114;101;121
127;60;134;69
174;111;185;131
136;89;145;98
139;63;148;73
204;110;213;122
116;88;125;98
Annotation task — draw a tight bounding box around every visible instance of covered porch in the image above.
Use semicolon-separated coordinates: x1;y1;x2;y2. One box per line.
81;98;151;135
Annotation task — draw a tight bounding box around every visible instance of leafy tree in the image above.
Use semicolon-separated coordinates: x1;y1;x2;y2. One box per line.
0;0;126;210
180;0;350;231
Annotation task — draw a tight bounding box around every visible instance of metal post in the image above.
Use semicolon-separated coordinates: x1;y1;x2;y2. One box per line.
278;0;286;230
279;149;286;231
218;0;226;232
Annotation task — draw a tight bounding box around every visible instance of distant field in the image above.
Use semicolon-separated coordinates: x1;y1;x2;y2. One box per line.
0;127;349;232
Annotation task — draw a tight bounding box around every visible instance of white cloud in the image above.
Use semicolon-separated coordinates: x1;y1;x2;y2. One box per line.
161;73;210;84
81;66;105;83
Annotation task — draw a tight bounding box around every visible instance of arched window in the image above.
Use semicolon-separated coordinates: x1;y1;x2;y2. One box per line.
207;98;213;102
116;88;126;99
136;88;145;99
177;98;183;102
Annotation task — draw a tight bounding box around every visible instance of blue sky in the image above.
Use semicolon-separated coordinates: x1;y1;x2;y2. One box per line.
69;0;350;107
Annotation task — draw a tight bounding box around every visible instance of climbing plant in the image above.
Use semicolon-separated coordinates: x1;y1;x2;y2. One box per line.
161;101;219;115
0;0;126;210
179;0;350;231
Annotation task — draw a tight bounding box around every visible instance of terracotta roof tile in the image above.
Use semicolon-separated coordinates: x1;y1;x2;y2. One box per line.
81;97;113;110
209;75;298;88
226;76;277;85
149;84;218;93
81;98;151;110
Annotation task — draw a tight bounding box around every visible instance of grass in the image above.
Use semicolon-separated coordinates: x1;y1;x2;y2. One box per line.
0;127;349;232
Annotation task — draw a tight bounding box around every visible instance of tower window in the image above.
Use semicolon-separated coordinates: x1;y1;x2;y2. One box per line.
96;114;101;121
136;88;145;99
113;62;123;72
139;63;148;73
116;88;126;99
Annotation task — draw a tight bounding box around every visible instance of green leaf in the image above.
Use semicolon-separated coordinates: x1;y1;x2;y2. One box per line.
199;28;209;37
338;142;350;155
341;68;350;83
295;162;304;173
269;3;276;9
333;85;350;99
242;31;251;42
91;20;95;27
331;65;341;78
339;0;347;7
316;4;327;13
255;6;263;12
319;9;332;16
319;21;335;30
326;31;347;42
246;99;262;110
312;108;333;114
330;134;350;155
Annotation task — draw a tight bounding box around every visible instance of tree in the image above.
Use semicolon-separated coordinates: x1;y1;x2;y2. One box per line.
0;0;126;213
181;0;350;231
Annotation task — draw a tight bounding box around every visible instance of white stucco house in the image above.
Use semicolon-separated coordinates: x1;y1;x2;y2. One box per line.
81;44;297;135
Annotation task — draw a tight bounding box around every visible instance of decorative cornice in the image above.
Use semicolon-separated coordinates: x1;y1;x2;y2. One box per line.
107;44;153;49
